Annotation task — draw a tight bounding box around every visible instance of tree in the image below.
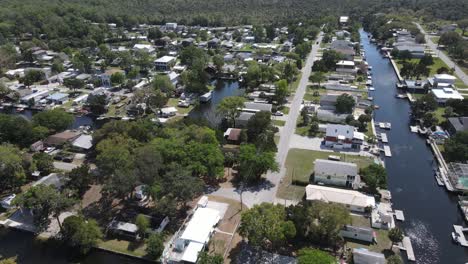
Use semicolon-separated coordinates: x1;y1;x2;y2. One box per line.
437;66;450;74
439;31;462;46
13;185;75;232
66;164;93;197
422;112;437;128
110;72;125;86
212;54;224;72
0;145;26;192
335;94;355;114
309;72;326;87
197;252;223;264
411;94;437;119
360;164;387;194
287;201;351;247
0;257;17;264
86;94;108;116
419;54;434;67
32;109;74;132
388;228;404;249
275;79;289;105
135;214;150;238
96;135;136;177
444;106;454;118
153;74;175;94
295;42;311;59
51;61;65;74
217;96;245;127
239;203;296;250
61;215;102;254
444;131;468;162
238;144;278;183
309;121;319;136
146;233;164;260
32;152;54;175
458;19;468;36
297;248;335;264
387;254;403;264
23;70;45;87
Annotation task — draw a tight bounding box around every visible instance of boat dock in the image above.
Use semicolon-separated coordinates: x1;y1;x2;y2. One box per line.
383;145;392;157
380;133;388;143
453;225;468;247
402;236;416;261
410;126;418;133
428;139;455;192
394;210;405;221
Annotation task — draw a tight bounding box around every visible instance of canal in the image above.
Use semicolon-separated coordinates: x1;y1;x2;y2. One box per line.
189;79;243;127
362;29;468;263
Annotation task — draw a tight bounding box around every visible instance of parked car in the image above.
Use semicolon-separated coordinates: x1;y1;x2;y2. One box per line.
273;111;284;116
44;147;56;154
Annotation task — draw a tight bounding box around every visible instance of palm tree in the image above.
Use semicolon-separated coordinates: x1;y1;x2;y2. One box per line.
388;227;404;250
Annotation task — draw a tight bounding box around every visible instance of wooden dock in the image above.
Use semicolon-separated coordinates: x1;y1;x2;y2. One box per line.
380;133;388;143
394;210;405;221
453;225;468;247
383;145;392;157
402;236;416;261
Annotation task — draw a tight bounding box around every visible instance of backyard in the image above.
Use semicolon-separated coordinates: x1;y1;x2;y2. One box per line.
346;215;394;256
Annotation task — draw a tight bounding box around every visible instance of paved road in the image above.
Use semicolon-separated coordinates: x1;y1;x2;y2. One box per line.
415;23;468;86
210;33;324;207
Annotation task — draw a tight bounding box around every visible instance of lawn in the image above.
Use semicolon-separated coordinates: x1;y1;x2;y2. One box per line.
106;97;130;117
98;239;147;258
289;73;302;93
346;215;393;255
167;98;194;115
279;106;290;114
276;149;375;200
365;120;374;138
433;106;447;124
272;119;286;126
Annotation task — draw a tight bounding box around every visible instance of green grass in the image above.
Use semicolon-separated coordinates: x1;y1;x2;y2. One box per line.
274;134;280;145
272;119;286;126
433;106;447;124
98;239;147;258
276;149;375;200
239;44;254;52
167;98;194;115
346;215;392;254
106;97;130;117
365;120;374;138
289;73;302;93
280;106;290;114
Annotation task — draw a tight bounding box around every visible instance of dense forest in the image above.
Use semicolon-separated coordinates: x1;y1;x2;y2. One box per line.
0;0;465;49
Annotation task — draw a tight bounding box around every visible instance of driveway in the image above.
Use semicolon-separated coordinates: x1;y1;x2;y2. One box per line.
210;33;324;207
415;22;468;86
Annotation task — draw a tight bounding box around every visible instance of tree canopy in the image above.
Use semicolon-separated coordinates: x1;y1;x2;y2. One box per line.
335;94;355;114
297;248;335;264
32;109;74;133
61;215;103;254
239;203;296;250
0;144;27;193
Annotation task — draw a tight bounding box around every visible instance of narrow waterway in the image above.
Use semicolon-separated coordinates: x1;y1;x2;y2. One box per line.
362;29;468;263
189;79;243;126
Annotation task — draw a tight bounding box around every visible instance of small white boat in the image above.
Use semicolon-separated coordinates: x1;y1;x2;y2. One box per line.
369;87;375;91
452;232;460;244
200;91;213;103
385;122;392;129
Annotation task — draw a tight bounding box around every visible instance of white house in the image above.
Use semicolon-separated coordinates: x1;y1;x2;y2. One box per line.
314;159;360;189
165;23;178;31
340;225;375;242
173;207;220;263
154;56;176;71
305;184;375;212
339;16;349;25
353;248;386;264
336;60;357;75
133;44;155;53
325;124;364;149
431;87;464;104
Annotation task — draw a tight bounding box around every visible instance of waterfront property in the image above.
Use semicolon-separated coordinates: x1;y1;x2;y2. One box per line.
340;225;376;243
313;159;360;189
353;248;386;264
324;124;364;149
305;184;375;213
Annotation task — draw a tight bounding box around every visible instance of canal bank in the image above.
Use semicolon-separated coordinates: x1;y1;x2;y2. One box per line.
362;29;468;263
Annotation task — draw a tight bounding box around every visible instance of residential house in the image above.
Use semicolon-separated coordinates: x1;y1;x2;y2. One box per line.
224;128;242;144
339;16;349;27
47;93;69;104
154;56;176;72
317;108;349;123
431;87;464;104
133;44;155;53
44;130;81;147
242;102;273;113
324;124;364;149
394;44;425;58
340;225;376;243
172;207;220;263
448;117;468;135
208;38;220;49
336;60;358;75
165;23;178;31
331;40;355;60
235;112;255;127
305;184;375;212
100;68;125;87
71;134;93;151
282;41;293;52
428;74;457;88
353;248;386;264
313;159;360;189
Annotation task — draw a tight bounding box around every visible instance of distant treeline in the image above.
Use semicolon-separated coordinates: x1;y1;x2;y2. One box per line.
0;0;465;44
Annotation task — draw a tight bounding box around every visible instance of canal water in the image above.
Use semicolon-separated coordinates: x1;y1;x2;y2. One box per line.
0;80;241;263
362;29;468;263
189;79;243;127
